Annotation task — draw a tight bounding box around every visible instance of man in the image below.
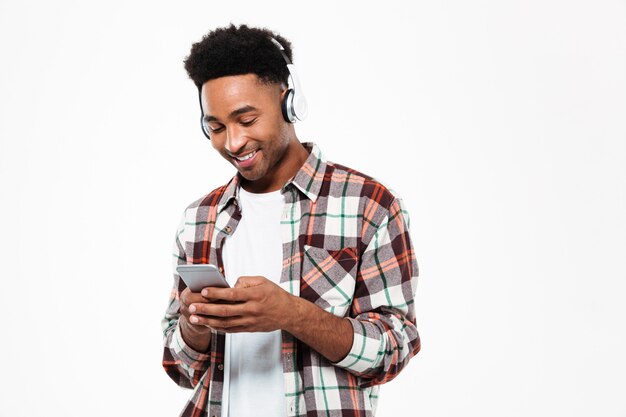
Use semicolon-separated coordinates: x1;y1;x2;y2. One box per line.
162;24;420;417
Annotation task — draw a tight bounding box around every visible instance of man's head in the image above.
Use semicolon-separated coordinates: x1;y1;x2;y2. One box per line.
184;24;308;193
184;24;293;91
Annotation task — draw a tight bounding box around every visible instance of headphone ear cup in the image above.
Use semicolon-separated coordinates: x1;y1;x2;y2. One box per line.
281;89;295;123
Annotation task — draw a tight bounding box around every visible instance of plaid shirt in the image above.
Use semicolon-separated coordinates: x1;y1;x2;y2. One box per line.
162;142;420;417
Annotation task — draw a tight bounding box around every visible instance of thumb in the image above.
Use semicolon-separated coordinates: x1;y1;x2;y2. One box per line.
234;275;266;289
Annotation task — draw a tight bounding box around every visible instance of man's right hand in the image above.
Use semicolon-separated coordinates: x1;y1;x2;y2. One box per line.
179;287;213;353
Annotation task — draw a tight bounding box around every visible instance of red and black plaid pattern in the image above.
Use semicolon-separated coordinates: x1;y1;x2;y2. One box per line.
162;142;420;417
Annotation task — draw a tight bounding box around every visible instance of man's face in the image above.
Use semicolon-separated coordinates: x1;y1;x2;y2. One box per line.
201;74;292;187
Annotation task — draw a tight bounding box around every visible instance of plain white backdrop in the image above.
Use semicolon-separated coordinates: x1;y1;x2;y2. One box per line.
1;1;625;416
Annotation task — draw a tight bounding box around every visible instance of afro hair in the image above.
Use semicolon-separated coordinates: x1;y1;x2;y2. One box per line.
184;24;294;90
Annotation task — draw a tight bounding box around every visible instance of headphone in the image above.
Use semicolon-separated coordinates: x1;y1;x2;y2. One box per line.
198;37;308;140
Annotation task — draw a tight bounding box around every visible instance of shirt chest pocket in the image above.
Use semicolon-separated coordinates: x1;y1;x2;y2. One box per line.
300;245;359;317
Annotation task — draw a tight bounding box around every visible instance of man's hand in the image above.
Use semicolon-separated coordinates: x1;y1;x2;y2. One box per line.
179;287;214;352
189;276;297;333
190;276;354;363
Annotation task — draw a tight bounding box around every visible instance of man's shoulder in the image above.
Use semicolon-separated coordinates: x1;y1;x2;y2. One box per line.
322;159;414;244
323;159;403;211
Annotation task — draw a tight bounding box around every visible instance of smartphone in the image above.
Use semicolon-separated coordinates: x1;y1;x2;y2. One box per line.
176;264;230;292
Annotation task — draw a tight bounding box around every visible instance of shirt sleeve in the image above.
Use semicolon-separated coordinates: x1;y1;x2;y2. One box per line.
161;211;212;388
331;196;420;387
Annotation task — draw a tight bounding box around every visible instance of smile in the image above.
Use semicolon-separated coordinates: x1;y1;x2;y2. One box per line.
234;150;257;161
232;149;260;169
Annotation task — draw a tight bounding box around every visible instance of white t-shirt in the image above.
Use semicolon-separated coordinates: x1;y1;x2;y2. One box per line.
221;187;286;417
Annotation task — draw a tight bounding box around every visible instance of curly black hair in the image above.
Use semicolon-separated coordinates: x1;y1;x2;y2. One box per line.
183;24;293;90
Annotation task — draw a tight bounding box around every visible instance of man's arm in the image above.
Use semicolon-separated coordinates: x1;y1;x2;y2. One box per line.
283;195;420;370
328;196;420;386
161;212;212;389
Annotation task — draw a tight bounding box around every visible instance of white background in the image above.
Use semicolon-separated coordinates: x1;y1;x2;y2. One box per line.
1;1;625;416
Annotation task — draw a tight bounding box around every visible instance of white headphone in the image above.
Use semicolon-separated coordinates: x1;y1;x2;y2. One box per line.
199;36;308;140
269;37;308;123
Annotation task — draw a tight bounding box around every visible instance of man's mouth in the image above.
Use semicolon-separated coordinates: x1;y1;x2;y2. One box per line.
231;149;260;168
233;150;258;161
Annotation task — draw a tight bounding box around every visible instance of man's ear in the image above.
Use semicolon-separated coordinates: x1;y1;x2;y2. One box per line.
278;83;289;99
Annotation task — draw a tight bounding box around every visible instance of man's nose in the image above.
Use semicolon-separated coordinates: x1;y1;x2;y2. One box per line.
224;124;247;154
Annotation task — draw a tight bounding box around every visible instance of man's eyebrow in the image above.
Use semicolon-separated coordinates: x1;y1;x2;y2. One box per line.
203;105;259;122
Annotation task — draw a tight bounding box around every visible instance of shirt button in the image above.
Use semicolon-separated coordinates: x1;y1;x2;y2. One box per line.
217;364;224;371
224;225;232;234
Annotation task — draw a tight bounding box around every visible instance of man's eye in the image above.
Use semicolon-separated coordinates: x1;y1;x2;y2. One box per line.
241;118;257;126
208;124;224;133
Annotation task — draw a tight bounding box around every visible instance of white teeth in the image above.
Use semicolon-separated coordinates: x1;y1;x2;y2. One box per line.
236;150;257;161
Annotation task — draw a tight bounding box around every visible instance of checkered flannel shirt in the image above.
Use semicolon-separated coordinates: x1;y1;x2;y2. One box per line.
162;142;420;417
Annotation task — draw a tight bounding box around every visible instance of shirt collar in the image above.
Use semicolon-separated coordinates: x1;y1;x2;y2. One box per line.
216;142;326;213
285;142;326;202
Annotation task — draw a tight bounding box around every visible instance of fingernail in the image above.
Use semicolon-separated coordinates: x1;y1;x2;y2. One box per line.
189;305;196;313
201;289;208;296
190;316;198;323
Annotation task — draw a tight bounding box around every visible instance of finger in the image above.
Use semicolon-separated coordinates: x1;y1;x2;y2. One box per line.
180;288;191;305
181;292;210;308
190;322;247;334
183;314;213;332
199;287;221;302
180;303;197;320
202;286;246;302
191;314;249;330
190;301;246;318
234;275;266;289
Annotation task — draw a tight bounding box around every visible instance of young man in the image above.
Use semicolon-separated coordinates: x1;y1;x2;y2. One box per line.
162;24;420;417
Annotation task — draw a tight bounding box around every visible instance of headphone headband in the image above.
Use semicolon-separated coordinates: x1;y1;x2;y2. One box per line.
270;38;292;65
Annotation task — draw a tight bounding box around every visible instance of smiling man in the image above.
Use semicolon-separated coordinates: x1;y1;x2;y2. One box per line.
161;24;420;417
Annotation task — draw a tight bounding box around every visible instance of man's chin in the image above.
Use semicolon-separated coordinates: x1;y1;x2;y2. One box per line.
237;169;264;182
